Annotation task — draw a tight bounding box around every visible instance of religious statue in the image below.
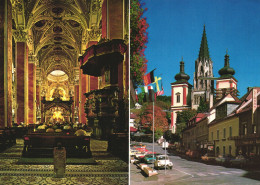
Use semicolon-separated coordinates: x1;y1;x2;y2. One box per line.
36;105;41;119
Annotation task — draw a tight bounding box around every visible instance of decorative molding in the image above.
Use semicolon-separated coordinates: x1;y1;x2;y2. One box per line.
87;27;101;41
13;29;27;42
12;0;24;13
91;0;102;14
28;55;38;64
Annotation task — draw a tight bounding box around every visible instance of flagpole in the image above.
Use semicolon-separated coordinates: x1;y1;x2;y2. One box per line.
153;100;154;168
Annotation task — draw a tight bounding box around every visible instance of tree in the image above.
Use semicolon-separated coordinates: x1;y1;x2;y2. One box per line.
156;96;171;103
176;109;197;124
197;98;209;113
130;0;149;88
175;109;197;134
164;130;172;141
139;105;168;132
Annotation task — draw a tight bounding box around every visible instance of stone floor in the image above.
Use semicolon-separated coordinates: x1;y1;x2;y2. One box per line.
0;139;128;184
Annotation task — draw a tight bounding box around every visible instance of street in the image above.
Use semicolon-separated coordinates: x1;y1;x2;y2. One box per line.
130;142;260;185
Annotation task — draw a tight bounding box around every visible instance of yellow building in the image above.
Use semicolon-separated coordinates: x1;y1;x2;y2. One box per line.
208;115;239;157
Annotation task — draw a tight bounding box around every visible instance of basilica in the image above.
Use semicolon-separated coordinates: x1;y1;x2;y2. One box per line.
0;0;128;183
170;26;238;133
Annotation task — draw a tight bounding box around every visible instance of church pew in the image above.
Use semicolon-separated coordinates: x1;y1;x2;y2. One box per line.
22;134;91;158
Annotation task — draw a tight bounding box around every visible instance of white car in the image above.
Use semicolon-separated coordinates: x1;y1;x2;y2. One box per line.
154;155;173;170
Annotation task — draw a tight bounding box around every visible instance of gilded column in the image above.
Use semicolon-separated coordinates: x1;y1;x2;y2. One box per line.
13;29;28;125
0;0;12;127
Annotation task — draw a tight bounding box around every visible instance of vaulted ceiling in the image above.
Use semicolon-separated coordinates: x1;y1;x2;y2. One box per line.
12;0;102;83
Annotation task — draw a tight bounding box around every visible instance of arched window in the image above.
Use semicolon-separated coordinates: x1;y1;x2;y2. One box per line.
176;93;181;103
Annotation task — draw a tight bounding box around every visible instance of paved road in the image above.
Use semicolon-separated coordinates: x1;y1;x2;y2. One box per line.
130;142;260;185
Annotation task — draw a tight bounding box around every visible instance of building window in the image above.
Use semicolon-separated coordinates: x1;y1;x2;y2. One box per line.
223;146;226;155
217;130;219;140
216;146;219;156
223;128;226;139
176;93;181;103
229;126;232;137
243;124;247;135
253;125;256;134
229;146;232;155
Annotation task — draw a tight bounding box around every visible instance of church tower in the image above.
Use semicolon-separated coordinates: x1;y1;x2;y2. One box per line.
170;59;192;133
216;51;238;99
192;25;214;109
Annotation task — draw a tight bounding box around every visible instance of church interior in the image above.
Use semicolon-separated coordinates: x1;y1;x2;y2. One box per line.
0;0;129;183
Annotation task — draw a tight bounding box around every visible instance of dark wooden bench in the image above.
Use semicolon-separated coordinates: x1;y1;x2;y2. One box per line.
0;128;17;148
22;133;91;158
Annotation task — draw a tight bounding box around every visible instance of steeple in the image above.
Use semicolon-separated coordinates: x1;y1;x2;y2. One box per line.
218;50;235;78
174;58;190;83
199;25;210;60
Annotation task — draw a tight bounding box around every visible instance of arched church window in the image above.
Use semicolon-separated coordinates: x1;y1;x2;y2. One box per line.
176;93;181;103
200;80;204;88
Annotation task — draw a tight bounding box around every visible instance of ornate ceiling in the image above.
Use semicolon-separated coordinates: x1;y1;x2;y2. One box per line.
11;0;103;83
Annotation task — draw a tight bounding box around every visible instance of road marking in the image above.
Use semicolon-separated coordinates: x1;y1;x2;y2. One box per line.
229;171;242;174
197;173;207;176
208;173;219;176
172;167;194;177
220;172;231;175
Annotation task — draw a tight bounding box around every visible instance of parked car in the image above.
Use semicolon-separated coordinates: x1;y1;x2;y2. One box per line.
143;153;162;164
154;155;173;170
130;143;146;149
201;153;216;162
230;154;247;167
215;154;233;165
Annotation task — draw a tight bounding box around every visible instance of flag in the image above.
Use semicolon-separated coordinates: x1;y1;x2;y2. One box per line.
156;80;164;96
143;70;155;86
153;76;162;92
148;85;155;102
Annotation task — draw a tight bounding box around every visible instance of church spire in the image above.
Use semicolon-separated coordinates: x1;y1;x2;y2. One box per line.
199;25;210;60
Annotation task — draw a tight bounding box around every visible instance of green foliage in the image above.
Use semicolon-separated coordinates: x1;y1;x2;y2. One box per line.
163;130;172;141
176;109;197;125
155;129;163;141
137;92;145;104
163;130;181;143
171;134;180;143
156;96;171;103
176;122;186;134
197;98;209;113
155;101;171;110
130;0;149;88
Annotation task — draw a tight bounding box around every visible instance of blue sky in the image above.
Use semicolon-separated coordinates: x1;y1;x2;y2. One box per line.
142;0;260;97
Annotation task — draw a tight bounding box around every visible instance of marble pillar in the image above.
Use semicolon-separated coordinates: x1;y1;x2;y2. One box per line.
16;41;28;125
108;0;124;39
0;0;12;128
79;70;87;124
28;61;36;124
